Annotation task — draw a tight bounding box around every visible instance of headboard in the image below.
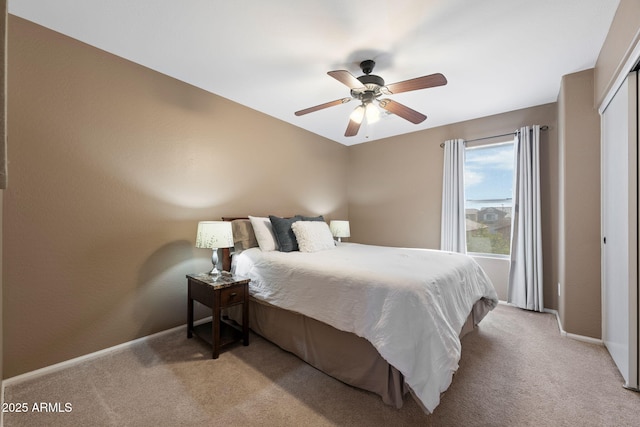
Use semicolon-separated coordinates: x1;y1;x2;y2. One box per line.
221;216;249;272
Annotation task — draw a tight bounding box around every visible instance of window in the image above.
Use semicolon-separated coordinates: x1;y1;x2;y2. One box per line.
464;140;515;256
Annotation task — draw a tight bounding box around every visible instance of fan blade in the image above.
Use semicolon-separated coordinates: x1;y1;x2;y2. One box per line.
295;98;352;116
328;70;365;90
378;99;426;124
385;73;447;94
345;105;365;137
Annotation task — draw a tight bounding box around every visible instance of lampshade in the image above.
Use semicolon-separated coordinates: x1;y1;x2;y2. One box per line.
195;221;234;249
329;220;350;238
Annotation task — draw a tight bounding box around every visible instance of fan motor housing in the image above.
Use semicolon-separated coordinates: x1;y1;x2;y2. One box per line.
352;74;385;103
357;74;385;87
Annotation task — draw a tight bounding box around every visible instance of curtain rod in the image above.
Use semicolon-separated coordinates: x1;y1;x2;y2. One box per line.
439;125;549;148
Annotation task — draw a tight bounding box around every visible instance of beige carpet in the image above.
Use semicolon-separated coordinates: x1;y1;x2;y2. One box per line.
3;304;639;426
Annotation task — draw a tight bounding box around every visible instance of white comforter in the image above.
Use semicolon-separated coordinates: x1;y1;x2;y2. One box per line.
234;243;498;412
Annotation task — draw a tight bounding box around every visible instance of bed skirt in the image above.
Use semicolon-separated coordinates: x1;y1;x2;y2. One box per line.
228;296;491;408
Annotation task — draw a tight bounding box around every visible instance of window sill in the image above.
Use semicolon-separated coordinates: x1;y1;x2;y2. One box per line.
467;252;510;260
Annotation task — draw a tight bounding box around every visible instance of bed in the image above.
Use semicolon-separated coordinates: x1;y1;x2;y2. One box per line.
221;216;498;413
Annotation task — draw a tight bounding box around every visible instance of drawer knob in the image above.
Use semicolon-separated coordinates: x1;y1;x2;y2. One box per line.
230;292;237;297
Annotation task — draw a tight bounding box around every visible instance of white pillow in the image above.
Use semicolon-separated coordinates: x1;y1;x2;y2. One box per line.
291;221;336;253
249;216;279;251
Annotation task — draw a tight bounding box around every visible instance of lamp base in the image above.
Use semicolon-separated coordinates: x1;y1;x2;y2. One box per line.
206;249;232;277
208;248;221;277
207;268;232;278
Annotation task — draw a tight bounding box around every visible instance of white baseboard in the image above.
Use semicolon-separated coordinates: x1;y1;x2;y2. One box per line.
498;301;603;345
1;316;213;391
543;308;603;345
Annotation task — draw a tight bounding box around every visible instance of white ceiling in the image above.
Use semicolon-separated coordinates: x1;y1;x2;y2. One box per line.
9;0;620;146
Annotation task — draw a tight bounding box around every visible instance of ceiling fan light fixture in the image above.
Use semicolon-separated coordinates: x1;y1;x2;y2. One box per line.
365;102;380;124
349;105;365;124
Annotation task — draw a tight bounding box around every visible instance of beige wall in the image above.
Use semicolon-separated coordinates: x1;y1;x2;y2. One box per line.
0;0;6;389
594;0;640;109
0;191;3;389
348;103;559;306
471;256;510;302
557;69;602;338
4;17;348;378
0;0;5;190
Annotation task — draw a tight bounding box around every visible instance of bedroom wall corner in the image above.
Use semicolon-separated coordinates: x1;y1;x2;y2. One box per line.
594;0;640;109
557;69;602;339
4;16;348;378
347;103;559;308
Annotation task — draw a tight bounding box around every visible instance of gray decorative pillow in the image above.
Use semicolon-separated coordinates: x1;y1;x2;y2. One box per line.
269;215;302;252
231;219;258;252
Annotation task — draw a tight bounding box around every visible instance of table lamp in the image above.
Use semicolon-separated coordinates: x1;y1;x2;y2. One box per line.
195;221;234;276
329;220;350;242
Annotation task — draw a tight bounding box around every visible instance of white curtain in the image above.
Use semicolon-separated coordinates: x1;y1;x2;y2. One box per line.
508;125;543;311
440;139;467;253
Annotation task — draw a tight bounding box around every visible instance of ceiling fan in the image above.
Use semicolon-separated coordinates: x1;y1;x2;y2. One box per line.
295;60;447;137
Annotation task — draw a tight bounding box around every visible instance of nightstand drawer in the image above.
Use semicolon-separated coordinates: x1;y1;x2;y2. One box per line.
220;285;246;307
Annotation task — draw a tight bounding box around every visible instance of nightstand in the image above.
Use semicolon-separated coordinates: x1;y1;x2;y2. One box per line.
186;273;250;359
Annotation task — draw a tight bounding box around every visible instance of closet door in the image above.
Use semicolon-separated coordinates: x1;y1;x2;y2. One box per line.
601;71;639;391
